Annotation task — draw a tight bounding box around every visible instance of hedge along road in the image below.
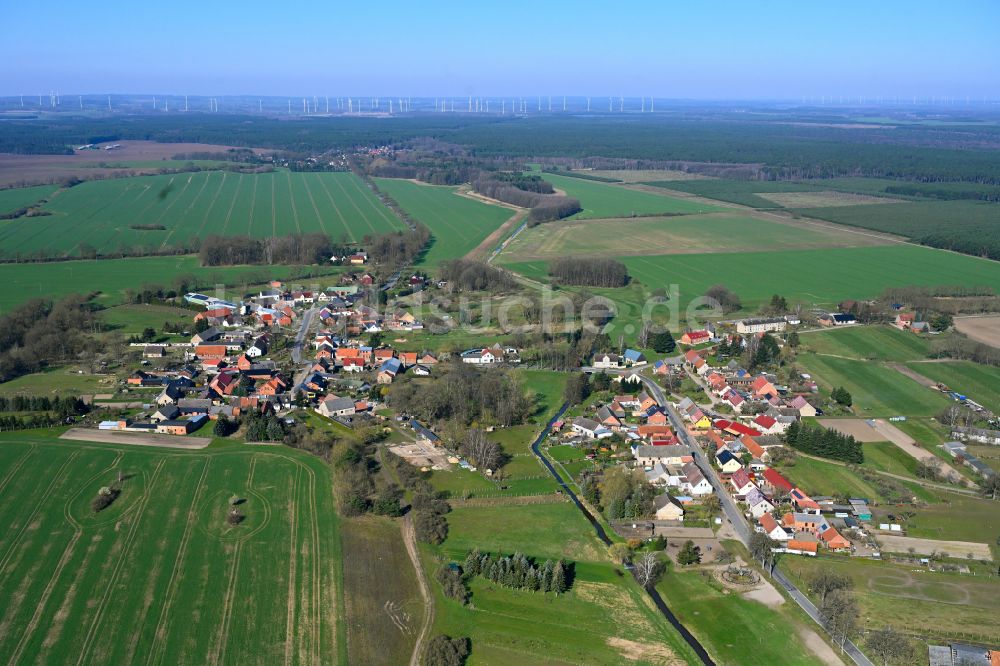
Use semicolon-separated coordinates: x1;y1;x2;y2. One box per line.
529;402;715;666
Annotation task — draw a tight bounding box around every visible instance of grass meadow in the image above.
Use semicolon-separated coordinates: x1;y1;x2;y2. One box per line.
655;568;819;666
792;199;1000;243
0;170;403;257
799;325;930;362
423;500;703;665
904;361;1000;413
0;430;340;664
373;178;511;267
536;171;724;219
798;354;952;417
780;556;1000;643
643;179;825;208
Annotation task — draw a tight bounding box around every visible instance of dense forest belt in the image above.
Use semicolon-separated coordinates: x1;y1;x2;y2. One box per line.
6;114;1000;183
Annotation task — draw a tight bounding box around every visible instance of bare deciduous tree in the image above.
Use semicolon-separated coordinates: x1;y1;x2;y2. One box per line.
462;429;501;472
633;551;662;589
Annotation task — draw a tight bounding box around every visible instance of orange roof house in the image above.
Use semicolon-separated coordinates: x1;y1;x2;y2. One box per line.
787;540;818;555
195;344;227;360
751;376;777;399
739;435;766;460
820;527;851;551
399;351;418;366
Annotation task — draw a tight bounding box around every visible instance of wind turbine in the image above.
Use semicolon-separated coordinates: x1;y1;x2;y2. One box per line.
562;96;566;111
108;95;112;111
587;97;591;112
184;95;188;112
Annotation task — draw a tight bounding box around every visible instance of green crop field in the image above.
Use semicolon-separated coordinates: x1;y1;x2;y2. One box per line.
798;355;951;417
0;431;340;664
0;184;58;214
0;255;342;313
504;244;1000;312
536;171;724;219
0;171;403;257
374;178;511;267
780;556;1000;642
799;325;930;362
500;212;884;262
0;368;113;397
904;361;1000;413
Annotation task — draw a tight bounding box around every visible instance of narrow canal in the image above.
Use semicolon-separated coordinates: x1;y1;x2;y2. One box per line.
530;402;715;666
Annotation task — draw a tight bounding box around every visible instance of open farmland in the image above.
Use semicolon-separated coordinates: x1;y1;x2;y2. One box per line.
798;355;952;417
644;179;824;208
799;325;930;362
503;244;1000;312
791;199;1000;259
755;190;901;207
0;432;340;664
0;255;341;313
536;171;725;219
500;211;888;261
373;178;511;267
0;184;58;214
0;170;403;257
580;169;714;182
904;360;1000;413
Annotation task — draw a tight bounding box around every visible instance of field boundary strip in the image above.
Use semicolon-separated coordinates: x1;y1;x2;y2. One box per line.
284;464;301;666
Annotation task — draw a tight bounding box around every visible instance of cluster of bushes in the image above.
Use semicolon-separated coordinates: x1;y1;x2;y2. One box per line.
582;467;656;521
242;413;288;442
930;333;1000;367
388;360;533;428
548;257;628;288
91;486;120;513
129;224;167;231
437;259;515;292
199;233;335;266
462;548;571;593
421;635;470;666
366;225;431;268
0;295;94;383
0;206;49;221
786;421;863;464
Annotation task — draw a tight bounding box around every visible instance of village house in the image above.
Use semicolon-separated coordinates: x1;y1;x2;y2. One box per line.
623;349;647;366
317;396;357;418
736;317;787;334
745;488;775;518
729;468;757;499
715;449;743;474
653;494;685;521
679;329;711;345
377;357;403;384
592;352;622;369
761;468;794;496
571;417;610;440
757;513;791;542
634;444;693;467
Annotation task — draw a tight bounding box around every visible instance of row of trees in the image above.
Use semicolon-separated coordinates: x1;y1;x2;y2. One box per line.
462;549;570;593
786;421;864;464
549;257;629;288
388;361;533;428
0;394;88;416
471;173;581;225
198;233;335;266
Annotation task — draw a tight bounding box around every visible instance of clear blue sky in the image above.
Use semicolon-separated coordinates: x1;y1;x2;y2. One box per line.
3;1;998;99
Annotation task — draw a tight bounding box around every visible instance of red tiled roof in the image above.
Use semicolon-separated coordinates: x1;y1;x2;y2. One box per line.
763;468;793;492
